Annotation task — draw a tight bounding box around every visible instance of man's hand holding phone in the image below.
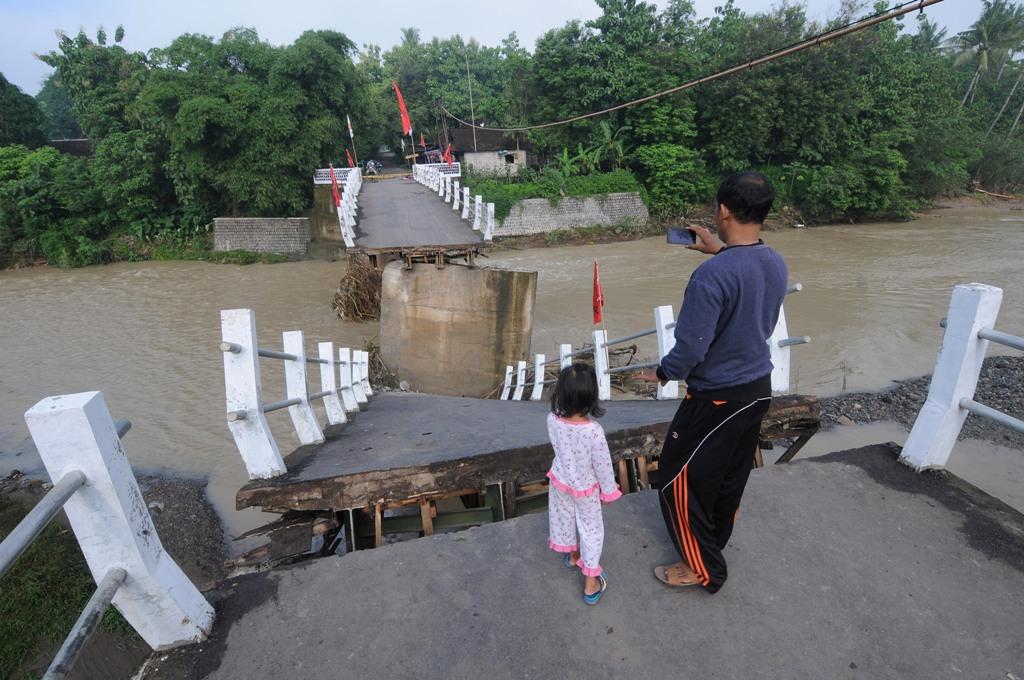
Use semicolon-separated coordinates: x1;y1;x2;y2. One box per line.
686;224;725;254
637;368;667;385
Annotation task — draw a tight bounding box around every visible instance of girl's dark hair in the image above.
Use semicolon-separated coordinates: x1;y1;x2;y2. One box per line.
550;362;605;418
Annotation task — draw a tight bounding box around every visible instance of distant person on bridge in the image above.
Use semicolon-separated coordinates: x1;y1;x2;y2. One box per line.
640;172;787;593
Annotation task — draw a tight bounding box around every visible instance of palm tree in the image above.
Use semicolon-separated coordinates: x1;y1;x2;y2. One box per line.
952;0;1024;106
399;27;420;48
912;15;947;53
988;58;1023;135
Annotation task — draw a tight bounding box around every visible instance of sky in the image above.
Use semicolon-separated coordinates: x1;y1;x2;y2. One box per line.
1;0;982;95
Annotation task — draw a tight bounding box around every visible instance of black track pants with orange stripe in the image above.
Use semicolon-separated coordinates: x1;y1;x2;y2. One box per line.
657;395;771;593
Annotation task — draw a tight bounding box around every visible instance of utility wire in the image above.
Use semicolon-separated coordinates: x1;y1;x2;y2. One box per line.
441;0;944;133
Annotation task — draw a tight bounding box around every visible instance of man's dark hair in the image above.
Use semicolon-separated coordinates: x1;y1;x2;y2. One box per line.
716;172;776;224
550;363;605;418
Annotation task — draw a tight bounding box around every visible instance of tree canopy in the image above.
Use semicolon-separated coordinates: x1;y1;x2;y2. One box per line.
1;1;1022;268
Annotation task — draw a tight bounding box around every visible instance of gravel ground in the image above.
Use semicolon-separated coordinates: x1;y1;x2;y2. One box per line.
820;355;1024;449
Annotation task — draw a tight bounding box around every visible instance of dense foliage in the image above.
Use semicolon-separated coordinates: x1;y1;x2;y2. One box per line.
1;0;1022;267
470;168;643;220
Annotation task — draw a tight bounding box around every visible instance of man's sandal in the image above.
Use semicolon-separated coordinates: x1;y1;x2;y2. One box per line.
583;573;608;605
654;564;702;588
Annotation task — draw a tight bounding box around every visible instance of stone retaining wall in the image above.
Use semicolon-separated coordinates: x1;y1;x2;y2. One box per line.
493;192;648;237
213;218;310;254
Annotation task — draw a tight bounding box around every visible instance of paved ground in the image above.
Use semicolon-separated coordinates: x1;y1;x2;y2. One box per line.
146;445;1024;680
353;177;482;249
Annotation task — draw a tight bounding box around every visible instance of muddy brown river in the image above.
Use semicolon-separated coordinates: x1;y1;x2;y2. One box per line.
2;206;1022;539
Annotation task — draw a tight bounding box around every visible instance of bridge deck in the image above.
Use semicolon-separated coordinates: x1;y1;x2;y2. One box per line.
155;445;1024;679
236;393;819;513
353;176;483;250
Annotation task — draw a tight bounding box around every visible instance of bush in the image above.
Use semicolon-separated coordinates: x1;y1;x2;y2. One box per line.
470;169;643;221
630;143;713;218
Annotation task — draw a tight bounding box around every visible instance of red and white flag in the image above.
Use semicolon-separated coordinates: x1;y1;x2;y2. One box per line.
442;143;453;165
346;114;354;139
390;80;413;137
592;258;605;325
345;148;355;168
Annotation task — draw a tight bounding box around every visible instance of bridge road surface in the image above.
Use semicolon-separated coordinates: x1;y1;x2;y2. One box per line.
147;445;1024;680
353;175;483;249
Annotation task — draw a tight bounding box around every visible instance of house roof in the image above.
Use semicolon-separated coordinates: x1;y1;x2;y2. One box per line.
47;138;93;157
450;128;531;153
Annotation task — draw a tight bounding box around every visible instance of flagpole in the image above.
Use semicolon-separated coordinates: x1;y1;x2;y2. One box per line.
347;115;359;167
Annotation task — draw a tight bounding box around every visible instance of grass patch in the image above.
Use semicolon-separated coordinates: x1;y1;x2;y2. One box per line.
0;493;137;679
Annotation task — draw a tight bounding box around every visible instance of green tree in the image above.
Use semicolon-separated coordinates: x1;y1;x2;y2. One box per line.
0;74;45;147
36;73;82;139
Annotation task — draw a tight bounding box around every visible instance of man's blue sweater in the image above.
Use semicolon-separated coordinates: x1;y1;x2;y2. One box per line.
657;241;788;396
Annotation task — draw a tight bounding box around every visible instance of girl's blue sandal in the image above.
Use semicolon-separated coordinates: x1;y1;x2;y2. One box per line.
563;553;577;569
583;573;607;605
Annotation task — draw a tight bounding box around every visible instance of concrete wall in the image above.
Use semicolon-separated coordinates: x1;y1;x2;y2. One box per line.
312;185;342;242
213;218;310;254
380;262;537;398
463;150;527;176
493;192;649;237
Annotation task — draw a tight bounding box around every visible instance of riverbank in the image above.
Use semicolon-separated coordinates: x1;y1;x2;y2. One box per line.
820;355;1024;450
0;470;227;678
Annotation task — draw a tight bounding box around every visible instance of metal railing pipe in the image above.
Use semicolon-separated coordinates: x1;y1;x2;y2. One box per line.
113;419;131;438
305;357;329;366
257;348;299;362
606;361;660;375
778;336;811;348
787;283;803;295
262;398;302;413
568;347;596;358
0;470;87;579
309;390;331;401
604;327;656;347
959;398;1024;434
44;567;127;680
219;342;242;354
978;328;1024;353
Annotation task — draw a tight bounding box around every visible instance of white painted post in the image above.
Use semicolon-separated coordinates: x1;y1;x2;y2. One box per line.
654;305;679;400
462;187;471;219
593;330;611;401
485;203;495;241
452;181;461;210
559;344;573;370
768;305;791;395
901;283;1004;469
318;342;347;426
337;347;360;413
336;205;354;248
437;172;445;197
358;349;373;396
282;331;325;445
24;391;215;650
500;365;514;400
220;309;285;479
473;196;482;230
530;354;546;401
513;360;528;401
444;176;452;202
349;349;368;408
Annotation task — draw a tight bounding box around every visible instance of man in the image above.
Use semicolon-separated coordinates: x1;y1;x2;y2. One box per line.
640;171;787;594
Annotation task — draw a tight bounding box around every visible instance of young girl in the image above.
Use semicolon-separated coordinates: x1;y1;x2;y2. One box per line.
546;363;622;605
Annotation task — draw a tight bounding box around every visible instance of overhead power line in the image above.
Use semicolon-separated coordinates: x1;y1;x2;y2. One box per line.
441;0;945;133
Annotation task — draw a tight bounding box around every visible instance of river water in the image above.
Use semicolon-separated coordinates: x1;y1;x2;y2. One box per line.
1;206;1022;539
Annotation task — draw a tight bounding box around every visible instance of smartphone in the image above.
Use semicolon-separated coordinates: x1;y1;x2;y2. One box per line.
667;227;697;246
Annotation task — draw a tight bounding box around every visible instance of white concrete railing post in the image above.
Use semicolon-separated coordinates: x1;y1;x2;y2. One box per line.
559;344;572;370
901;283;1004;469
485;203;495;241
444;176;452;203
348;349;368;408
337;347;360;413
357;350;373;397
282;331;326;445
437;172;445;197
452;181;461;210
530;354;546;401
768;305;792;394
500;366;514;400
654;305;679;400
220;309;286;479
318;342;347;426
473;196;483;230
462;187;471;219
512;360;528;401
593;330;611;401
24;391;215;650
